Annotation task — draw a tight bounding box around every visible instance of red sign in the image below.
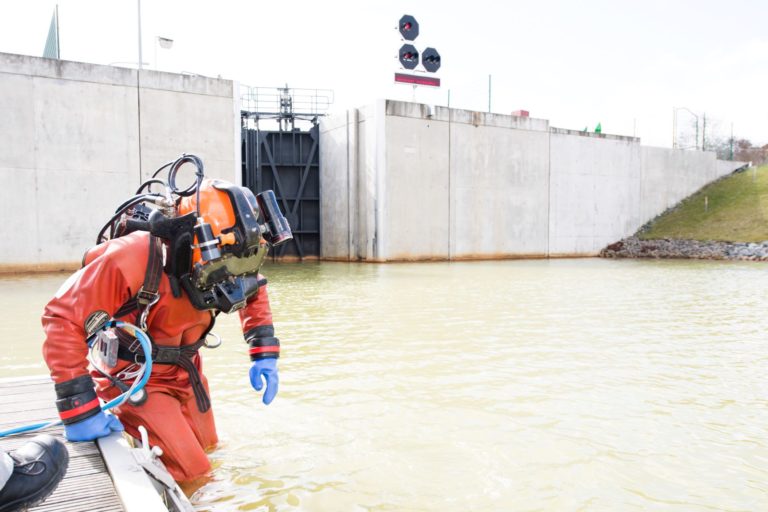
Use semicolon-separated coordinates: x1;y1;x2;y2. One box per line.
394;73;441;88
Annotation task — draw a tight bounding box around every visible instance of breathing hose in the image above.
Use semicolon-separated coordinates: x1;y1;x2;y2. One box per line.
95;154;205;244
0;321;153;438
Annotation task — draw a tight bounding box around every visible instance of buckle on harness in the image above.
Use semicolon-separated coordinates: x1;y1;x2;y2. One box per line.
153;346;181;364
136;287;160;306
136;288;160;330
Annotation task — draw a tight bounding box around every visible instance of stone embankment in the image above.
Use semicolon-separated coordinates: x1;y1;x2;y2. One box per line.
600;237;768;261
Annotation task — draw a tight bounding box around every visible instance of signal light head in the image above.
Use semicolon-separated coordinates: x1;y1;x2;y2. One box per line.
421;47;441;73
398;14;419;41
398;44;419;70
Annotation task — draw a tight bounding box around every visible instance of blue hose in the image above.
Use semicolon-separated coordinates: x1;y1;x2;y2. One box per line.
0;321;153;438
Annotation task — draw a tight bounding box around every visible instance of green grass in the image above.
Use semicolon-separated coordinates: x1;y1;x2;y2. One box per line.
639;165;768;242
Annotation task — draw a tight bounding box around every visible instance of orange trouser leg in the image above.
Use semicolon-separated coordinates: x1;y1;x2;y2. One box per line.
116;387;218;483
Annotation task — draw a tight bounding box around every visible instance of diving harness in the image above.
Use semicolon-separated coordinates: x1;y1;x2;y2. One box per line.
89;154;291;411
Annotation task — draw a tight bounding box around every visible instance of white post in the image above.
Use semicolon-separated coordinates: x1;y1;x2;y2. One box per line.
137;0;143;70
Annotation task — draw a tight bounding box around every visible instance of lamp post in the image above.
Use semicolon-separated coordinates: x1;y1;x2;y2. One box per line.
137;0;143;70
673;106;699;150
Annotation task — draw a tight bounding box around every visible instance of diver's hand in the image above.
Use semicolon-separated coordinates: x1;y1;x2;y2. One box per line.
64;411;123;442
249;358;279;405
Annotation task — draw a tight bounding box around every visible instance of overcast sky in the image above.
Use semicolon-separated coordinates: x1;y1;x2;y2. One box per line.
1;0;766;148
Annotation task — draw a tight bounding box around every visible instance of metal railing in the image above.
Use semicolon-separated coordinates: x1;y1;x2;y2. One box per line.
240;85;334;116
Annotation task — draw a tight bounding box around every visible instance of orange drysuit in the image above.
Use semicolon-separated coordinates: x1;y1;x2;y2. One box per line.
42;231;275;482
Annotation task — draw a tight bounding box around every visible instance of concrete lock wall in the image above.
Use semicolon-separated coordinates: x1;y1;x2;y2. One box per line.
320;99;744;261
319;102;381;261
548;129;642;256
0;53;239;272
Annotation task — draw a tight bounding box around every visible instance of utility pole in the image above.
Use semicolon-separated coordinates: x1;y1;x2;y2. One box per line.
695;117;699;150
730;122;734;161
488;74;491;113
672;107;677;148
702;113;706;151
137;0;143;70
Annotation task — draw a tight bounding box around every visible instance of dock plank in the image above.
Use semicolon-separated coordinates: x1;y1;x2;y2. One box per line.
0;376;125;512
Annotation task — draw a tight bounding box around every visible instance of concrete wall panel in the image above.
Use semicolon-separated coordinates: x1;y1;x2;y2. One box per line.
139;87;236;182
717;159;748;175
357;109;376;260
450;123;549;257
35;169;135;262
640;147;723;223
384;115;449;260
0;74;35;170
0;167;39;265
32;76;139;176
549;133;641;255
319;112;352;259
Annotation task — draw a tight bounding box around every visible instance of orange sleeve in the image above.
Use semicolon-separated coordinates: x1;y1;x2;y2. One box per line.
41;236;145;383
238;276;279;360
238;275;274;334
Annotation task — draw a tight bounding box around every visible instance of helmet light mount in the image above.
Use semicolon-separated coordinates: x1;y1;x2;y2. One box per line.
255;190;293;247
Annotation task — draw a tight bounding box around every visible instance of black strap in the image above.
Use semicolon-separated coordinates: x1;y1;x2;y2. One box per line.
114;297;138;318
116;338;211;413
114;235;164;319
139;235;163;304
115;314;216;413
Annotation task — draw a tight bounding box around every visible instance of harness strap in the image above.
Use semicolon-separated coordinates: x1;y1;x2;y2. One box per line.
114;235;163;319
111;234;214;413
139;235;163;304
116;338;211;413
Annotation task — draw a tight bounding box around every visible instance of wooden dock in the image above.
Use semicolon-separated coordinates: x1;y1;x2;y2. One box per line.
0;376;124;512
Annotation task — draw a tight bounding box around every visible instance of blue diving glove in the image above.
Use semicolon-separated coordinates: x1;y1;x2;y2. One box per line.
64;411;124;442
249;358;279;405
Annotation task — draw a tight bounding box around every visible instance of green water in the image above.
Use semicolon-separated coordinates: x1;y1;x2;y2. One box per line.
1;259;767;511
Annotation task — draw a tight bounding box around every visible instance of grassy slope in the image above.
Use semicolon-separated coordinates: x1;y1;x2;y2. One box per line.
640;165;768;242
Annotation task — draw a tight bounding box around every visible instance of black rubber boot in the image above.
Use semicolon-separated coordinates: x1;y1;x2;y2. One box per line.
0;435;69;512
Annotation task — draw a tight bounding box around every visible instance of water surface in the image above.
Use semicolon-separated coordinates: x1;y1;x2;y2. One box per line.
1;259;767;511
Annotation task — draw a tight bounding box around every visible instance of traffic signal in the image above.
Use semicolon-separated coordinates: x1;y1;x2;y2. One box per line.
399;15;419;41
399;44;419;70
394;14;441;88
421;47;441;73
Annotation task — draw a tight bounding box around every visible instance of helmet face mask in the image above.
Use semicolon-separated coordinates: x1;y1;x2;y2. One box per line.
177;179;271;307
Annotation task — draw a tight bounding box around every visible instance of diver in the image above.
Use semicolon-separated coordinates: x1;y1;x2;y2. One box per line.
40;155;292;484
0;435;69;512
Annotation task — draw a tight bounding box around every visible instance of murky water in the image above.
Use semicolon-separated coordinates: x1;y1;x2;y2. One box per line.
2;259;768;511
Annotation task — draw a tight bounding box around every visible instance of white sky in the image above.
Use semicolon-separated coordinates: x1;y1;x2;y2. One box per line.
1;0;766;148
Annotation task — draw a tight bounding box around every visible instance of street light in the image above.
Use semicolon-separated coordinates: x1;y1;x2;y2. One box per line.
673;106;699;150
155;36;174;70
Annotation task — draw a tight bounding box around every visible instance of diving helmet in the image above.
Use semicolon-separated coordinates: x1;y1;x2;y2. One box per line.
177;179;292;313
97;154;292;314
